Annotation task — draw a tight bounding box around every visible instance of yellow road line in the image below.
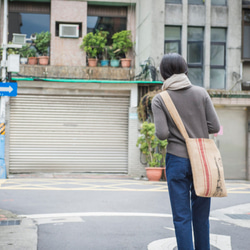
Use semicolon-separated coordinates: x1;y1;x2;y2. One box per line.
0;179;249;193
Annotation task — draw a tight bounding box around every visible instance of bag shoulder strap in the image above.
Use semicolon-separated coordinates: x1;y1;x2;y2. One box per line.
160;91;189;140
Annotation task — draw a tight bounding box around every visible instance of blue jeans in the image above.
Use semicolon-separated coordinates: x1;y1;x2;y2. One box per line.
165;153;211;250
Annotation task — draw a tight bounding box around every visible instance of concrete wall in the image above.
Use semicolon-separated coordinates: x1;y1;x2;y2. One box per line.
188;4;206;26
227;0;242;90
128;106;146;177
164;0;242;90
215;106;247;180
50;0;87;66
136;0;165;75
18;65;135;80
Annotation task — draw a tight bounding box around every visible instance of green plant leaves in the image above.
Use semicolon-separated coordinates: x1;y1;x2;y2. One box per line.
80;30;109;58
80;30;133;59
34;31;51;56
111;30;133;56
136;122;168;168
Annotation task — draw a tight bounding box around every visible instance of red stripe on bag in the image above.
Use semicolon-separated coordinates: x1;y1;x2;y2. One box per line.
196;139;207;193
198;139;210;196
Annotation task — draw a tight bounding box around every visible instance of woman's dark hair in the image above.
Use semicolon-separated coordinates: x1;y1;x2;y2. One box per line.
160;53;188;80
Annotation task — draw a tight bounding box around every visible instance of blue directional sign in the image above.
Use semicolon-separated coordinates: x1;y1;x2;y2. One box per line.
0;82;17;96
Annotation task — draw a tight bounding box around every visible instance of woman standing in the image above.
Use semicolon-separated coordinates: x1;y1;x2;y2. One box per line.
152;53;220;250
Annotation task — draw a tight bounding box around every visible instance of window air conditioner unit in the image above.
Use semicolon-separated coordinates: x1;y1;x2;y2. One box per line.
59;24;79;38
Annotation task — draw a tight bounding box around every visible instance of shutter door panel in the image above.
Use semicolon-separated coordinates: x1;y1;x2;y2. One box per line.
9;95;129;173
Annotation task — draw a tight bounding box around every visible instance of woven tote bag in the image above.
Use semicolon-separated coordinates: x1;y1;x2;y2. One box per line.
160;91;227;197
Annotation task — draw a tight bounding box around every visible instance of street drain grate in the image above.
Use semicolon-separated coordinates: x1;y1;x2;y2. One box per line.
0;220;21;226
226;214;250;220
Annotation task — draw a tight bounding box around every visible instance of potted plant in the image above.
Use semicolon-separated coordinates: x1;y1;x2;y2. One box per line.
19;44;30;64
101;46;110;67
108;47;120;67
27;47;38;65
111;30;133;68
136;122;168;181
80;30;109;67
34;31;51;65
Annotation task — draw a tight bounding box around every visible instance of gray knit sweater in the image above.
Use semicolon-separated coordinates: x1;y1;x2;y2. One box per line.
152;85;220;158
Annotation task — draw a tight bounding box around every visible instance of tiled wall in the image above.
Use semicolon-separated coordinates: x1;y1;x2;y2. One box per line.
50;0;87;66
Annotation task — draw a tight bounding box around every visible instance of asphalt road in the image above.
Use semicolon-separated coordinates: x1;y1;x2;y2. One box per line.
0;176;250;250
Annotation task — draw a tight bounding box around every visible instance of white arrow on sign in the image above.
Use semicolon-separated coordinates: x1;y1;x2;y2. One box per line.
148;234;232;250
0;86;13;93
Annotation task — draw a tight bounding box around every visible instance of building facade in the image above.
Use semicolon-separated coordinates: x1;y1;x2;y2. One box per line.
0;0;250;180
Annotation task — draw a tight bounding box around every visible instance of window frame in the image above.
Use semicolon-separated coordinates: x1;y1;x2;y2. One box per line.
211;0;227;6
188;0;204;5
210;28;227;89
165;0;182;4
187;41;204;67
242;9;250;60
210;42;226;69
164;40;181;54
164;26;182;54
187;27;204;86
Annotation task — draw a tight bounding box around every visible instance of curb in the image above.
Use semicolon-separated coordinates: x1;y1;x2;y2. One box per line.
0;209;37;250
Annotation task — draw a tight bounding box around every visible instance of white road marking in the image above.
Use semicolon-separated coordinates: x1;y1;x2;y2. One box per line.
210;234;232;250
19;212;219;222
164;227;175;231
18;211;221;228
148;234;232;250
210;203;250;228
33;216;84;225
148;237;176;250
19;212;173;220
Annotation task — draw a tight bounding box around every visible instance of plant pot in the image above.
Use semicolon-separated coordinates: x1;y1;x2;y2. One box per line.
101;60;109;67
88;58;98;67
38;56;49;65
120;58;131;68
20;57;28;64
28;57;38;65
145;167;164;181
110;59;120;67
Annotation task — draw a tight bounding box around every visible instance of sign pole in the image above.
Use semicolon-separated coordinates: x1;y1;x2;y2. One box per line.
1;0;7;83
0;0;9;178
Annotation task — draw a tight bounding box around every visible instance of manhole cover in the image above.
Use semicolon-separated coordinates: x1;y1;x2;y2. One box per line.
226;214;250;220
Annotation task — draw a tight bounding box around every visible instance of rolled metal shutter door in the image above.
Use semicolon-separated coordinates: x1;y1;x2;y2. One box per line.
9;94;129;173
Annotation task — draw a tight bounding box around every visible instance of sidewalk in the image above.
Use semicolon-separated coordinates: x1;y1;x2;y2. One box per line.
0;209;37;250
